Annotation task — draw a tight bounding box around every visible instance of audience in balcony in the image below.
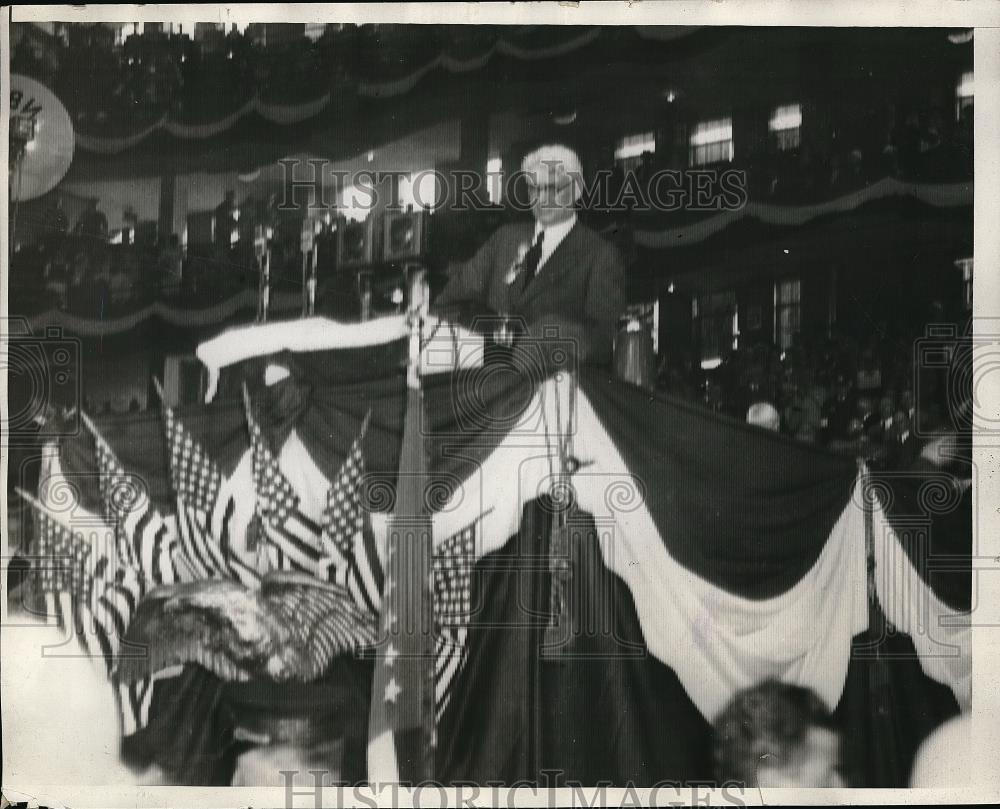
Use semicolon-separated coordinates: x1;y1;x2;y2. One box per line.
658;315;970;476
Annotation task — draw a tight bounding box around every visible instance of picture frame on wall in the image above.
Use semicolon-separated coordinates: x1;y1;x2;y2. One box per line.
336;216;375;267
382;210;426;262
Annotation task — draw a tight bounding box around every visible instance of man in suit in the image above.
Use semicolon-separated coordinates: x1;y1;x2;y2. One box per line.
435;144;625;366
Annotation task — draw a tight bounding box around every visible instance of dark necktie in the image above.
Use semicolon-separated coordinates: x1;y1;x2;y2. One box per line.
521;230;545;292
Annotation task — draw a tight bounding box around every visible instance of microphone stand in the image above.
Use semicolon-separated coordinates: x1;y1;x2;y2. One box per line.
254;225;271;323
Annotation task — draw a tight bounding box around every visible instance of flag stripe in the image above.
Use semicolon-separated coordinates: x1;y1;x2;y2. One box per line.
176;501;216;579
349;556;380;616
264;519;322;575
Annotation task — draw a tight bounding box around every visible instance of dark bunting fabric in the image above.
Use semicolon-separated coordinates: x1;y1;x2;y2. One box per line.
224;346;538;494
57;344;537;520
835;604;960;787
59;398;249;516
872;468;971;612
436;500;715;786
578;370;859;599
436;501;958;787
53;350;966;787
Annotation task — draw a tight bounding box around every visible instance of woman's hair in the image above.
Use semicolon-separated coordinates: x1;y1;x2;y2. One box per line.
713;679;837;786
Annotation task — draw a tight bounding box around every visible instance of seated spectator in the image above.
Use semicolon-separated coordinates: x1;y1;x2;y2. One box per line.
73;197;109;243
747;401;780;432
713;679;845;788
157;234;184;291
856;349;882;393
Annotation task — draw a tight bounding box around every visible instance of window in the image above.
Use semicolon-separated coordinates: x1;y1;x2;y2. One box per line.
615;132;656;174
304;23;327;41
486;157;503;205
956;70;974;120
689;118;733;167
696;290;738;367
116;22;144;45
769;104;802;152
774;278;801;351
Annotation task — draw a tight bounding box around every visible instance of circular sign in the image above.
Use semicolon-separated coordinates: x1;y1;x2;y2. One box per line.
10;74;75;200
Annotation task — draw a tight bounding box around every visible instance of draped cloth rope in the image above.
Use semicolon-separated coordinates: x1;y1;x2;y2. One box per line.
26;290;301;338
629;178;972;249
544;372;579;651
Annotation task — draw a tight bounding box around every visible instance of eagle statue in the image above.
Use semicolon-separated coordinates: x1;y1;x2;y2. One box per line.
114;571;376;685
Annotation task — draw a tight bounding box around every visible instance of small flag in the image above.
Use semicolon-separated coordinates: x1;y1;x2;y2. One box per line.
85;411;178;587
432;521;478;723
244;387;325;576
321;411;383;614
20;489;138;674
162;398;259;587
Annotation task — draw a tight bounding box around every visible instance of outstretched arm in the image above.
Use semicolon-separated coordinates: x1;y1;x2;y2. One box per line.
435;228;501;307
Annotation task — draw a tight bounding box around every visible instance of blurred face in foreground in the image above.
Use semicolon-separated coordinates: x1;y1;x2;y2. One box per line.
757;726;845;788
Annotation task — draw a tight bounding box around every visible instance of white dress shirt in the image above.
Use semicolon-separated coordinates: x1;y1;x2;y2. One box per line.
533;213;577;273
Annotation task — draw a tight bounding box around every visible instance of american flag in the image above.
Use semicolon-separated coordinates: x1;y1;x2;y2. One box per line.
119;397;261;742
87;413;178;587
24;491;142;674
244;388;324;576
163;403;259;587
367;387;436;784
432;521;478;723
34;504;93;601
320;413;384;615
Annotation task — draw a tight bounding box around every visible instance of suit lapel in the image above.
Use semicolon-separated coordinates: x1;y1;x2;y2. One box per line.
517;221;582;309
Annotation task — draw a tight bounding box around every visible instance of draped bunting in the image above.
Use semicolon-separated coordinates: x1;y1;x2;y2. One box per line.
26;290;300;338
47;321;968;785
75;94;333;154
871;502;971;711
356;28;603;98
631;178;973;249
61;100;311;160
72;26;703;153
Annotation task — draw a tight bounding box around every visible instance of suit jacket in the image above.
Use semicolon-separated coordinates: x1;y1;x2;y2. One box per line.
435;220;626;364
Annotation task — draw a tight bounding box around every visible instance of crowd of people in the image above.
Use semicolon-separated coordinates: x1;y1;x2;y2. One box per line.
605;104;972;223
10;188;332;315
10;196;190;313
656;321;969;472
